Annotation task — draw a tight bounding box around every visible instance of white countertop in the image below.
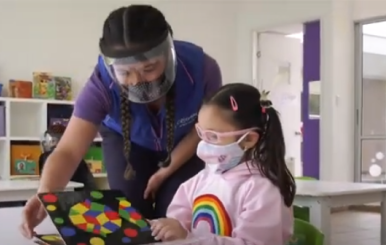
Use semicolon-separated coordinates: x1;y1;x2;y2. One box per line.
0;180;83;191
0;207;57;244
296;179;386;196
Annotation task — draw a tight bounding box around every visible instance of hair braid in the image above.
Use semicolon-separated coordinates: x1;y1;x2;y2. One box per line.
159;86;175;167
120;91;135;179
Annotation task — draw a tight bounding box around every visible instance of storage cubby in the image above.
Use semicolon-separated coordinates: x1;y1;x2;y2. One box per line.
47;103;73;127
10;140;41;177
9;100;46;139
0;101;5;137
0;139;10;179
0;97;106;182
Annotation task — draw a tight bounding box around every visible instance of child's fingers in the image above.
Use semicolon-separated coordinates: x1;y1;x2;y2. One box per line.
150;220;164;237
162;229;176;241
154;225;170;241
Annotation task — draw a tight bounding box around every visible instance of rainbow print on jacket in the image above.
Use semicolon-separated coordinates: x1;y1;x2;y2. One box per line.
192;194;233;236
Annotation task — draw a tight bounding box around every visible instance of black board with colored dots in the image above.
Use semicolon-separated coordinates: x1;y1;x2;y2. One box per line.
37;190;158;245
34;234;65;245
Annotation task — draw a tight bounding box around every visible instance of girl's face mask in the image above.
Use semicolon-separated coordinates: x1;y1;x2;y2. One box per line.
196;134;248;173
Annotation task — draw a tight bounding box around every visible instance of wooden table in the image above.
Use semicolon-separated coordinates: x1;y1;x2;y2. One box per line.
295;180;386;245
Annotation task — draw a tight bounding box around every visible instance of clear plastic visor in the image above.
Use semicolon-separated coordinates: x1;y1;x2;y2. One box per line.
102;34;176;103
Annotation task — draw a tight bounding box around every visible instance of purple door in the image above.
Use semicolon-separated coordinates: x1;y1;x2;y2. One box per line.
302;21;320;178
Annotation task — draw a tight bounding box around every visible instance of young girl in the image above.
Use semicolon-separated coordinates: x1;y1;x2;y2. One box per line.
150;83;296;244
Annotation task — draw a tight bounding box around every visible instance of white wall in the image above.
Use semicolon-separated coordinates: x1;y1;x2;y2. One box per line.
364;35;386;56
364;53;386;79
363;35;386;79
0;1;239;97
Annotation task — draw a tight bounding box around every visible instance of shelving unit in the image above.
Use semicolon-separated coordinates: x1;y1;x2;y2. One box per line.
0;97;108;183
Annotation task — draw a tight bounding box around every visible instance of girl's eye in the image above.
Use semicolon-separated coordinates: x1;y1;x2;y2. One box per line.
206;132;219;142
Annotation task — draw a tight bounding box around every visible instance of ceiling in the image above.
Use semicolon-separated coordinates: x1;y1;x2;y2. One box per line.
363;22;386;38
267;21;386;38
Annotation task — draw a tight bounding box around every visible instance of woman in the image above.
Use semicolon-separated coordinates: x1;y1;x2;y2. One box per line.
20;4;222;239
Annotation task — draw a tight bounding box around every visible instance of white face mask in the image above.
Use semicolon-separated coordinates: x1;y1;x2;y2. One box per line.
196;134;247;173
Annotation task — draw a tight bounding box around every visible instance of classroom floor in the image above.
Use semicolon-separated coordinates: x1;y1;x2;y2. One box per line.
332;211;381;245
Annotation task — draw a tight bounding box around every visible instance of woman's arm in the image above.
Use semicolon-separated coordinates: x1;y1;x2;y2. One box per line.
38;69;110;192
161;54;222;176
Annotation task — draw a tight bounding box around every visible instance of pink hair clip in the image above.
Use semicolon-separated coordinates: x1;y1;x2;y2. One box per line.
230;96;238;111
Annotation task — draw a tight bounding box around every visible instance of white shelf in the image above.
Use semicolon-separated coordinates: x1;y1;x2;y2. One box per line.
9;172;107;179
0;97;106;180
0;97;74;105
93;173;107;178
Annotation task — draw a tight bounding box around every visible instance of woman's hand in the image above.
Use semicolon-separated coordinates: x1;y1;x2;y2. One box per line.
19;195;47;239
144;168;170;200
150;218;188;241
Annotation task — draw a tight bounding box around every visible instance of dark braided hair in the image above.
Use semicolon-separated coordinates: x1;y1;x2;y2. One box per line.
160;86;175;167
100;5;175;179
205;83;296;207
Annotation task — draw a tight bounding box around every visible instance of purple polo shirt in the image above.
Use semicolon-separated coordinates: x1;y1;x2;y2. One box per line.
74;54;222;125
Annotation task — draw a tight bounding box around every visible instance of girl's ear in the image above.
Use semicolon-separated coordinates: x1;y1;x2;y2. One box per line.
241;132;259;150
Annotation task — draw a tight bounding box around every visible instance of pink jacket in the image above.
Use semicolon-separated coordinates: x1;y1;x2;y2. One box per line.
166;162;293;245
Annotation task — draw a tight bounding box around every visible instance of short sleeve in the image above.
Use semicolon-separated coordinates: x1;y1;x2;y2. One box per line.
202;54;222;98
73;67;111;125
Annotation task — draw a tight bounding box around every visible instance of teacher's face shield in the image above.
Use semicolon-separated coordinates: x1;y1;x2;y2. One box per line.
101;34;176;103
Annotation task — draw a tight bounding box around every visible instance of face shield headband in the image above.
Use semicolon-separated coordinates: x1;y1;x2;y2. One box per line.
100;33;176;103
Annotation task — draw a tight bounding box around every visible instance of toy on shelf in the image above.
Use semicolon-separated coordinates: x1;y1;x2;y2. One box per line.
49;118;69;127
86;157;103;174
9;80;33;98
11;145;41;176
33;72;55;99
85;146;105;174
53;76;72;101
13;153;37;175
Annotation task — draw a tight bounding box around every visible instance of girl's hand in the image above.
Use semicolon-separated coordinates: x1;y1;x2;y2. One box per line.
150;218;188;241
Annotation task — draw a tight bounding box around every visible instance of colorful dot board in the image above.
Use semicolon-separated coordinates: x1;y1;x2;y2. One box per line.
37;190;158;245
34;234;65;245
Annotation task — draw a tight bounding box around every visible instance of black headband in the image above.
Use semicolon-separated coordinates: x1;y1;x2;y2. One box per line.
99;9;170;60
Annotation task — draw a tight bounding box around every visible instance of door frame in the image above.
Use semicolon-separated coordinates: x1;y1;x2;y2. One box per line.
354;17;386;182
354;22;363;182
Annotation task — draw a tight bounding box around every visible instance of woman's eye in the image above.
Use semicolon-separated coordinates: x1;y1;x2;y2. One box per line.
143;68;155;73
117;71;129;76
